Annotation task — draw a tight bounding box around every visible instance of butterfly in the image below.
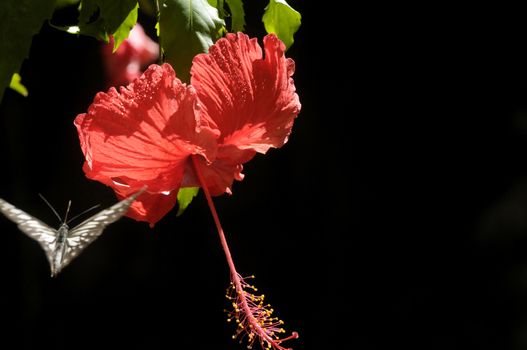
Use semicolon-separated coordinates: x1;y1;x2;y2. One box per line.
0;188;145;277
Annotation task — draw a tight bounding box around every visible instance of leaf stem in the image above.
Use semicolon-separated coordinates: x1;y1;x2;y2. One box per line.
155;0;163;63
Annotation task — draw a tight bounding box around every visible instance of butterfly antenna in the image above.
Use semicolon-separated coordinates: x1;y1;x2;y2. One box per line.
66;204;101;224
64;200;72;223
38;193;63;224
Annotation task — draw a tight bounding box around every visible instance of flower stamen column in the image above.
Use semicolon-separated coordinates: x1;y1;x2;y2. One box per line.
191;155;298;350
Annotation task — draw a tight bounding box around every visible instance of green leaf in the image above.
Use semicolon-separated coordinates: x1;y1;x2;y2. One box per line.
159;0;225;82
176;187;199;216
9;73;28;97
207;0;243;32
73;0;138;50
225;0;245;32
0;0;56;102
112;3;139;51
207;0;224;19
262;0;301;50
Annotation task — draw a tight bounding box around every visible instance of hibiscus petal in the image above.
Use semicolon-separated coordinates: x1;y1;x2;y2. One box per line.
190;33;300;194
191;32;301;153
112;184;178;227
184;152;250;196
75;63;219;198
102;24;160;87
126;23;159;66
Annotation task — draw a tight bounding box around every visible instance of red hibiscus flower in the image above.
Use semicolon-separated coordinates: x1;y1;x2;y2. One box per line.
102;23;159;87
76;32;300;226
75;63;219;224
188;34;300;195
75;32;300;350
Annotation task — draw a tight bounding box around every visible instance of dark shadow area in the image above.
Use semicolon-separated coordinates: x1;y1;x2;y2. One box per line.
3;2;527;350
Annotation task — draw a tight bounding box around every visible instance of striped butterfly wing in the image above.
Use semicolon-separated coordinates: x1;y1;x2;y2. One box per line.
0;197;58;265
60;188;145;271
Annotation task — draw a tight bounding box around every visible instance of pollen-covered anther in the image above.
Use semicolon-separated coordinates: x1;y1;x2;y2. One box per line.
224;273;299;350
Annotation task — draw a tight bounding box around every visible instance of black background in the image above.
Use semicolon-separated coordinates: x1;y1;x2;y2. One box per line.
2;2;527;350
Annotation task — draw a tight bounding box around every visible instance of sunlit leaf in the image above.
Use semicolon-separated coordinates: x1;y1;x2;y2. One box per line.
262;0;301;49
69;0;139;51
176;187;199;216
0;0;56;102
158;0;225;82
207;0;244;32
112;3;138;51
207;0;225;19
9;73;28;97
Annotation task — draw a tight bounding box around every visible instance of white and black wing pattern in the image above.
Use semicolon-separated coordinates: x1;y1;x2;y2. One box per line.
60;188;145;270
0;197;57;264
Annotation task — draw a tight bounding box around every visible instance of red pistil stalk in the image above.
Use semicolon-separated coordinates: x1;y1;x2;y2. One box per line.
191;155;298;350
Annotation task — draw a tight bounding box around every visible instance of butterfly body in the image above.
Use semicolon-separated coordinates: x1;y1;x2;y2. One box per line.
49;224;69;277
0;188;145;276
